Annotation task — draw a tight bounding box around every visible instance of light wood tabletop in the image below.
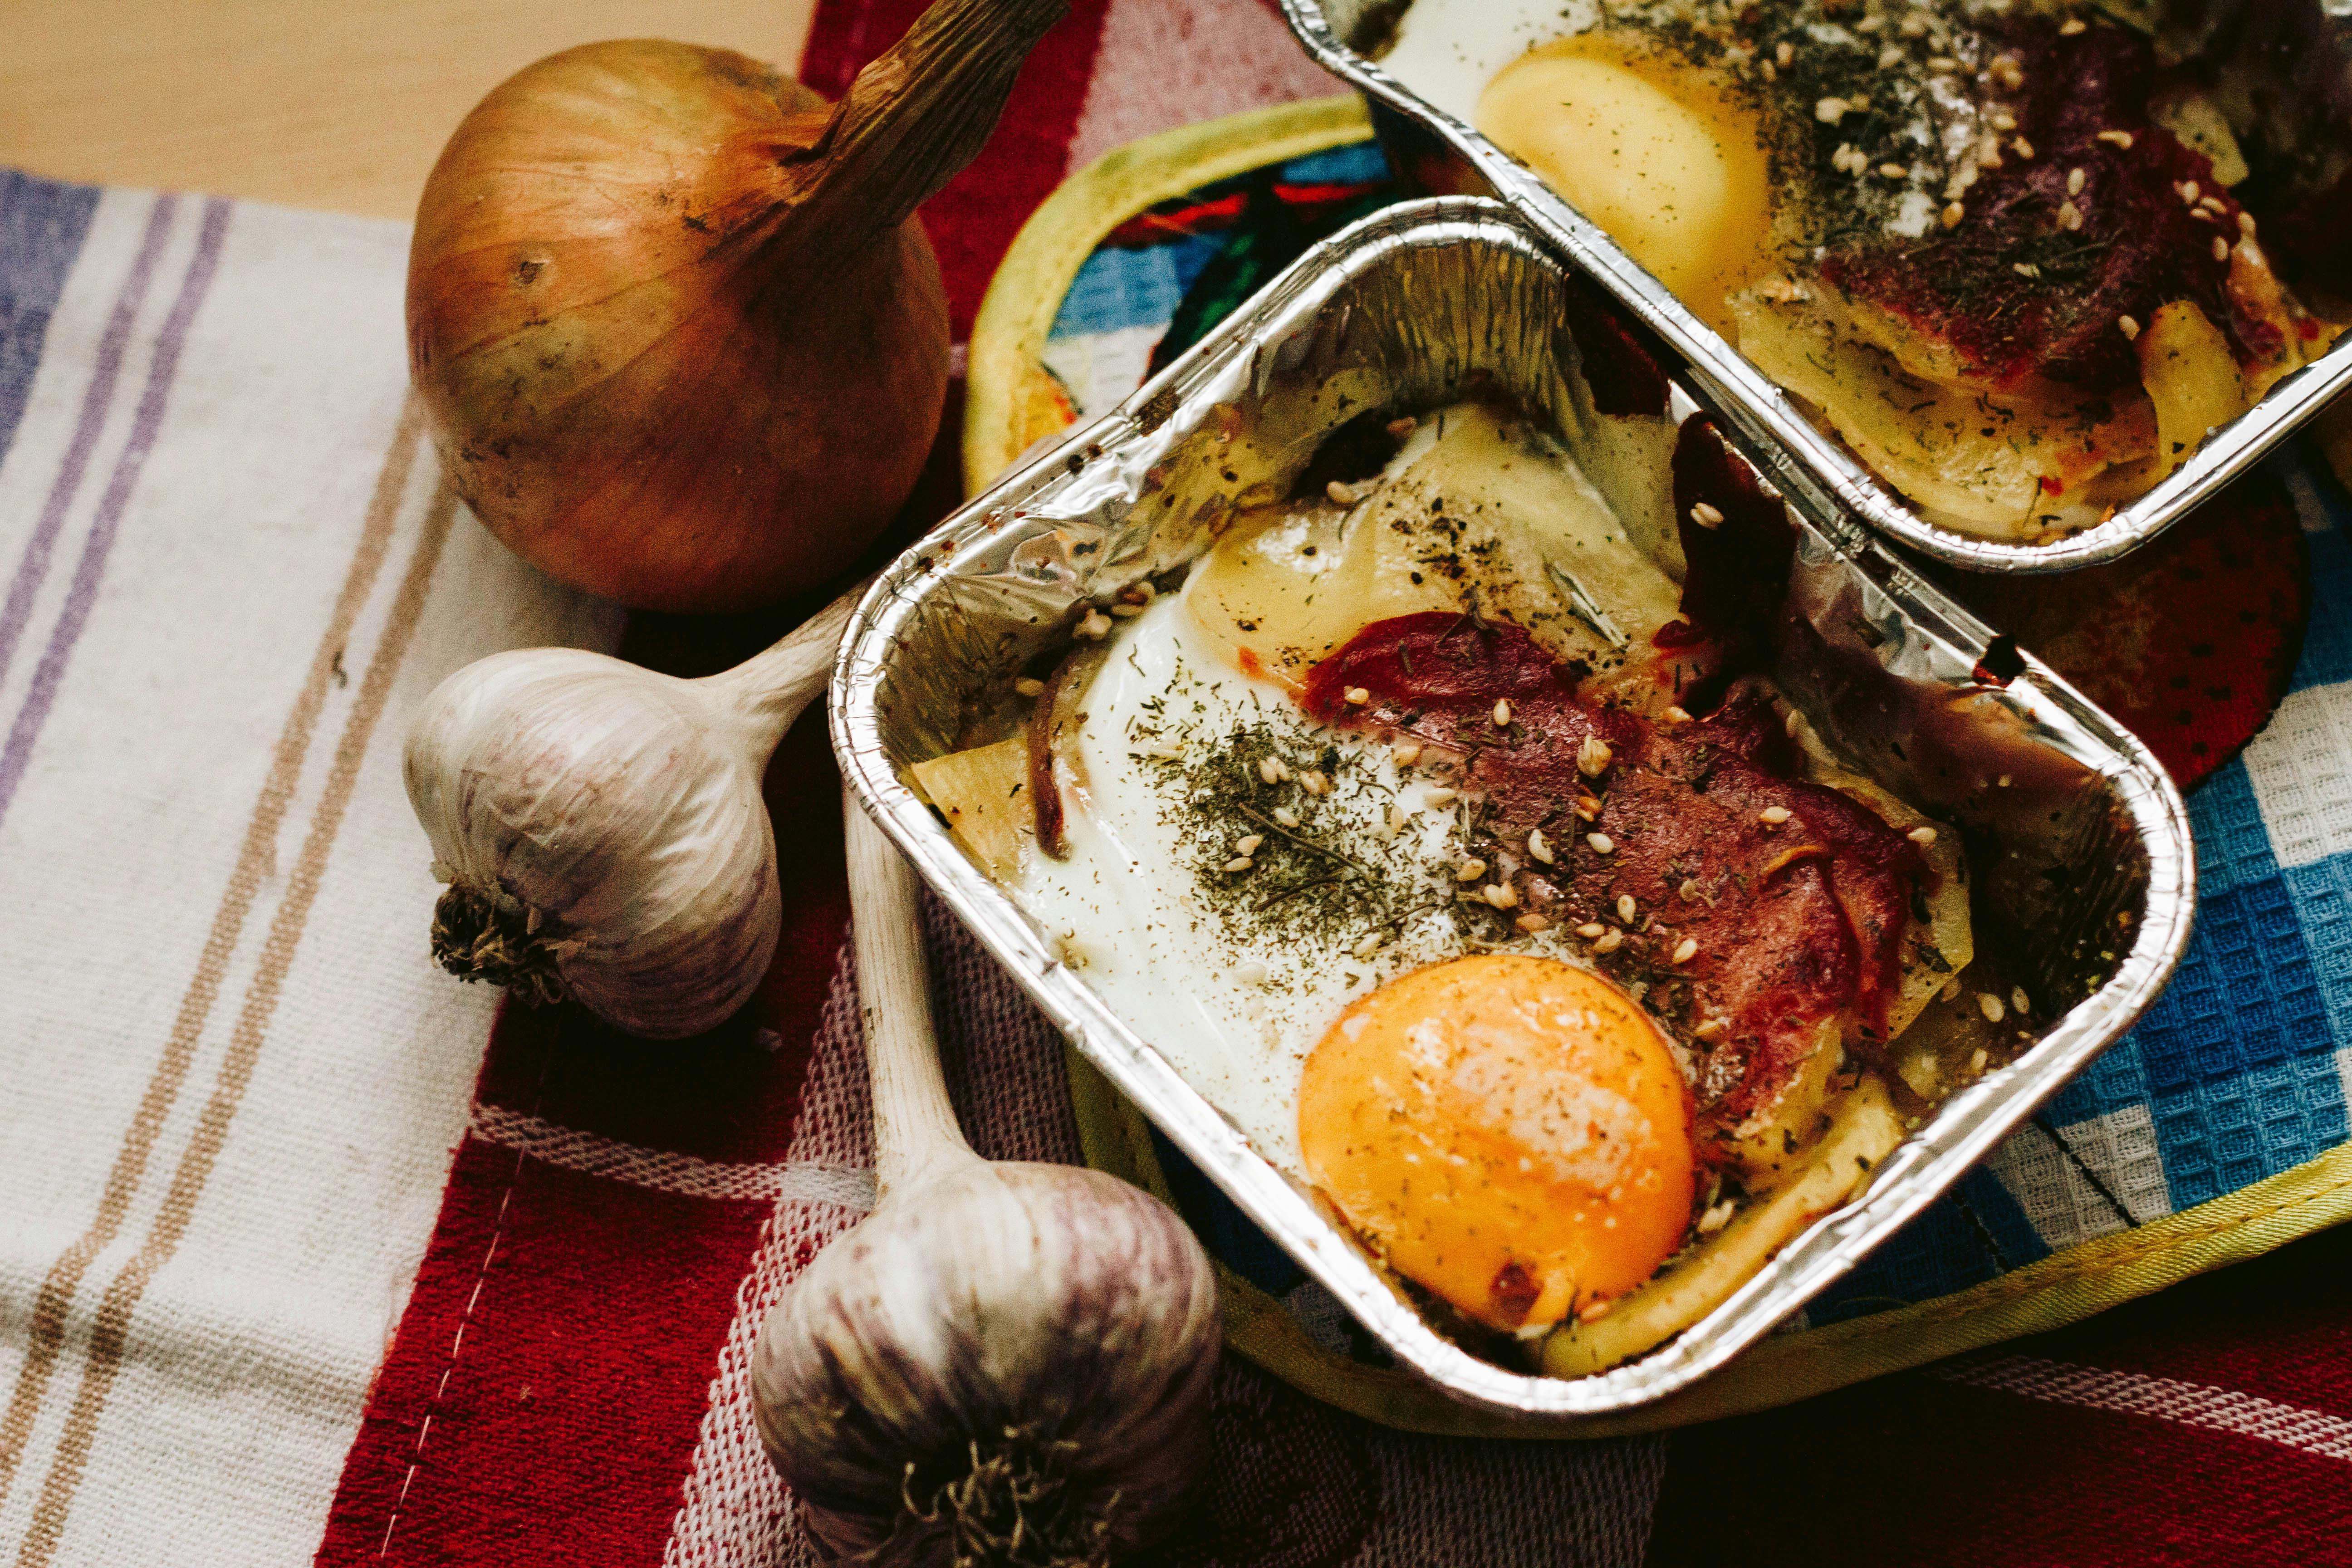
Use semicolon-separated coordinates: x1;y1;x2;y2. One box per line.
0;0;821;220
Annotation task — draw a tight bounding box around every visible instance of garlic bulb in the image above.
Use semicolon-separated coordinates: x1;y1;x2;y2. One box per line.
753;792;1220;1565
403;588;857;1039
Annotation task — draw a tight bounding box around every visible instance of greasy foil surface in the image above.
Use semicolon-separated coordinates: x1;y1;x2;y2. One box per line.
1279;0;2352;576
831;200;2194;1421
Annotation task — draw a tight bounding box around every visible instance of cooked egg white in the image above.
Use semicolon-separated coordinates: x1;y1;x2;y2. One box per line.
1016;404;1676;1178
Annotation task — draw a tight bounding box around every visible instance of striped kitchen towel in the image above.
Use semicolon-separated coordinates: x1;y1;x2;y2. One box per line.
0;172;617;1564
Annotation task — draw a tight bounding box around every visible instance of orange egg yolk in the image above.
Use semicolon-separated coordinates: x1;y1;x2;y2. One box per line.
1298;955;1697;1332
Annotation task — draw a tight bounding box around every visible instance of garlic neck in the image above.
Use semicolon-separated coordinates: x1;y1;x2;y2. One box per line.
701;579;866;755
842;784;979;1198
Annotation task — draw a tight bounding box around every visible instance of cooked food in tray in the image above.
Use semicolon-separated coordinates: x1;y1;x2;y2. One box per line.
1372;0;2349;542
910;397;2027;1377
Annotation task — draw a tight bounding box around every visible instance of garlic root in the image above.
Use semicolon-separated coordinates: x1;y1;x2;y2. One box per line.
751;791;1220;1565
403;583;861;1039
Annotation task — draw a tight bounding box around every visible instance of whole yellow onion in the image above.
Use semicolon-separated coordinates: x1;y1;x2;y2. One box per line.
406;0;1064;612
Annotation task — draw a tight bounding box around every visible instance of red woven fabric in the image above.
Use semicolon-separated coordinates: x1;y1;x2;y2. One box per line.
311;4;2345;1566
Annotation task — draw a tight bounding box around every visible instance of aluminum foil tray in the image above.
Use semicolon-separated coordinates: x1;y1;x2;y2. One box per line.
831;198;2194;1421
1279;0;2352;576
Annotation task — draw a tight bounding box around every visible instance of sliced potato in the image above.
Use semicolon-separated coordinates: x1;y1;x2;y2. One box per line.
1795;754;1974;1042
907;736;1032;881
1732;290;2153;535
2138;300;2248;480
1541;1075;1905;1377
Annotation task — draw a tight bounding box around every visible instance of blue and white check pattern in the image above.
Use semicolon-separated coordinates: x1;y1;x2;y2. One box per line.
1039;142;2352;1323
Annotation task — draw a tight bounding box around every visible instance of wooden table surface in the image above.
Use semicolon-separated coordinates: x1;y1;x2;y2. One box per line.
0;0;820;220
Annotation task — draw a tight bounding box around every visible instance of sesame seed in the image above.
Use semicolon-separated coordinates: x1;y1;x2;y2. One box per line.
1455;858;1486;882
1617;894;1637;923
1423;786;1457;808
1671;937;1700;965
2096;129;2134;149
1777;40;1793;66
2178;180;2200;205
1299;769;1330;796
1978;991;2007;1023
1697;1199;1736;1234
1577;734;1612;778
2011;135;2035;160
1593;928;1625;954
1392;740;1422;767
2067;167;2086;197
1576;922;1607;940
1877;45;1905;69
1386;415;1417;439
1076;610;1112;640
1237;960;1269;986
1383;804;1407;833
1990;55;2024;90
1325;479;1360;505
1343;686;1370;706
1678;878;1700;902
1354;930;1385;957
1528;828;1555;865
1760;806;1793;825
1274;806;1301;828
1815;96;1849;124
1493;698;1513;727
2014;262;2042;279
1483;883;1519;909
2011;986;2032;1015
2239;210;2258;238
1879;162;1909;180
1578;1299;1613;1323
1927;54;1960;72
1998;774;2014;788
1970;1047;1990;1075
1662;705;1693;725
1234;834;1264;856
1587;833;1616;855
1142;738;1183;760
1258;757;1283;785
1690;501;1725;528
1574;793;1603;821
1014;676;1046;697
2118;314;2140;341
2214;236;2232;263
1900;14;1928;37
1941;975;1963;1001
2059;16;2087;34
1908;824;1939;846
1694;1017;1729;1041
1109;601;1147;618
2058;201;2083;232
1942;201;1966;229
1759;58;1776;82
1222;855;1254;874
1516;913;1550;934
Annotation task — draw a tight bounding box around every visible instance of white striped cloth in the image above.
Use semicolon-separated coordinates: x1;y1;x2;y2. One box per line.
0;176;619;1566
